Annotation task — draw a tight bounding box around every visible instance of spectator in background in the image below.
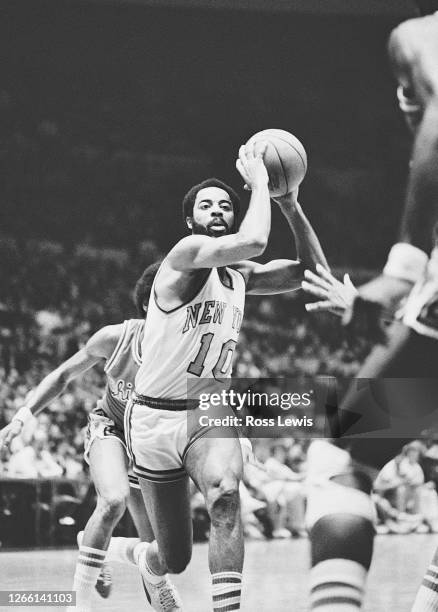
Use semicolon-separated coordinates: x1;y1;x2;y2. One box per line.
373;441;438;534
55;441;85;480
245;441;306;539
8;429;63;478
374;441;425;514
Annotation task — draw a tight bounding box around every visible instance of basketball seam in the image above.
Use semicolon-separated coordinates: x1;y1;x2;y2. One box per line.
269;134;307;171
272;142;289;195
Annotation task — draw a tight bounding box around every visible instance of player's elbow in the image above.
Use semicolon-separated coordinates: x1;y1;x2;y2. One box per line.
251;238;268;256
240;234;268;257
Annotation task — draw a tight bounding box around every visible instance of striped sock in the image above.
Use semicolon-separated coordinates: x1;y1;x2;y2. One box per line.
212;571;242;611
412;562;438;612
310;559;366;610
72;545;106;610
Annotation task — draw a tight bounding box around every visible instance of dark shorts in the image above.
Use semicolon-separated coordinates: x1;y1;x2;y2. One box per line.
334;322;438;469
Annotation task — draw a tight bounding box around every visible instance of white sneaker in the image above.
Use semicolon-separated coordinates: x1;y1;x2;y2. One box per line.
137;547;184;611
95;562;112;598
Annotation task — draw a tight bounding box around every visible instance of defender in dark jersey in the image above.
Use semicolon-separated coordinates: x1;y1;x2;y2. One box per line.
299;4;438;611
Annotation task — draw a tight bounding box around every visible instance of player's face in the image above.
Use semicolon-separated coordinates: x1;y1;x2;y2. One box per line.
190;187;235;237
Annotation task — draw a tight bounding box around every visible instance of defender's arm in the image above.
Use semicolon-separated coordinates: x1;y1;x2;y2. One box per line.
0;325;121;447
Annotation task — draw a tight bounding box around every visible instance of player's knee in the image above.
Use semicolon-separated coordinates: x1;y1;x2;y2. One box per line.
206;473;241;528
166;550;192;574
96;489;129;523
307;472;375;570
311;513;374;569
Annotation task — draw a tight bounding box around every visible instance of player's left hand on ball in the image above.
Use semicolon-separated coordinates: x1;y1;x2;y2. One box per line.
301;263;359;315
0;420;23;448
271;186;299;208
236;141;269;191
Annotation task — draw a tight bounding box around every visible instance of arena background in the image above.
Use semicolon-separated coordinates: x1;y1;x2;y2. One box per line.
0;0;415;264
2;1;438;611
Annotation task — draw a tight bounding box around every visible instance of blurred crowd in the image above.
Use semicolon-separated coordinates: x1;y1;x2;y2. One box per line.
1;237;438;538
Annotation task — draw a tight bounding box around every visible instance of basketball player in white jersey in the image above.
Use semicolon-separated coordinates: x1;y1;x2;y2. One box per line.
297;6;438;610
0;262;183;612
127;142;329;611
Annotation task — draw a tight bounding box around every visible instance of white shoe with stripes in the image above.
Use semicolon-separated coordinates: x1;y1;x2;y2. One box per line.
137;546;184;611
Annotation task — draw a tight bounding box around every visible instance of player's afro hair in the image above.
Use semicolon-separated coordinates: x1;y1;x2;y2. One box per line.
415;0;438;15
182;178;240;230
133;260;162;318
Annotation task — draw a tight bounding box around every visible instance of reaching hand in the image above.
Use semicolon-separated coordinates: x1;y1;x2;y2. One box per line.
0;420;23;449
301;263;359;315
236;141;269;191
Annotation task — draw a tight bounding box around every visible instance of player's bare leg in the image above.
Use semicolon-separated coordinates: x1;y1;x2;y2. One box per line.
412;546;438;611
358;11;438;312
128;487;154;541
137;477;192;575
101;487;155;568
69;437;131;612
134;477;190;611
185;434;244;612
305;312;438;611
389;15;438;255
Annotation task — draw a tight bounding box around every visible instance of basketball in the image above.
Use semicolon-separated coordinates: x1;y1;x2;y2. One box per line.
245;128;307;197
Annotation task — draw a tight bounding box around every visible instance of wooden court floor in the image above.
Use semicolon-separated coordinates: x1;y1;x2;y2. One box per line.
1;535;437;611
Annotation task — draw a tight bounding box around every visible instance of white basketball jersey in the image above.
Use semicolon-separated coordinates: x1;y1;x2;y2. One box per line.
135;266;246;399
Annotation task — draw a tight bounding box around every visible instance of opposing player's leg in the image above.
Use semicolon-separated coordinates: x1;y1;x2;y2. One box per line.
308;314;438;611
185;433;244;612
103;481;155;567
306;441;375;612
70;435;131;612
335;320;416;468
411;546;438;611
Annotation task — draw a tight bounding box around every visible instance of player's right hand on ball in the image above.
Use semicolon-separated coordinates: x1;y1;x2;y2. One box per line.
236;141;269;191
0;420;23;448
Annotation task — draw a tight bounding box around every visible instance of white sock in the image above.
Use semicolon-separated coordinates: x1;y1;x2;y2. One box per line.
105;536;141;565
133;541;149;565
310;559;366;610
134;541;165;584
412;563;438;612
72;545;106;610
212;571;242;611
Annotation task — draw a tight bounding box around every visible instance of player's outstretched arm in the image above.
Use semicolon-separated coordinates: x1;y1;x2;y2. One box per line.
239;189;329;295
166;143;271;271
388;19;438;252
0;325;121;448
400;100;438;253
